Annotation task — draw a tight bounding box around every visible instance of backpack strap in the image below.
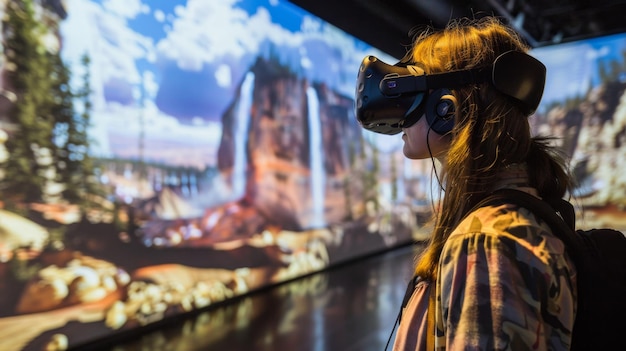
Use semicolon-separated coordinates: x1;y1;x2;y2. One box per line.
384;275;438;351
426;282;436;351
385;275;420;351
470;188;586;263
470;189;595;349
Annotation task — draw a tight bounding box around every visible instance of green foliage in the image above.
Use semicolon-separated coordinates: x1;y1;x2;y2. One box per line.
55;53;105;213
8;253;41;282
1;0;51;203
1;0;105;215
597;52;626;84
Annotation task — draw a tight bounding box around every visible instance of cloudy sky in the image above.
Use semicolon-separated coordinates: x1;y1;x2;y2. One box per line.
58;0;626;165
532;32;626;110
60;0;393;165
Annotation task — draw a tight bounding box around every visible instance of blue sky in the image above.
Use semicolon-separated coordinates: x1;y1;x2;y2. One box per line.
58;0;626;165
59;0;392;165
532;32;626;110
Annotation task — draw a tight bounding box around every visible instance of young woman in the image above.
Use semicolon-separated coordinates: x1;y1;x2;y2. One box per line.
393;17;577;350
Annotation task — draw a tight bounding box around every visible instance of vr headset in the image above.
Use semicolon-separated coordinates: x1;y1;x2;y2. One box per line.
354;51;546;135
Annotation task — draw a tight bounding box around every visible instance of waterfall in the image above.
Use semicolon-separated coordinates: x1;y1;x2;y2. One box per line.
231;72;255;200
307;86;326;228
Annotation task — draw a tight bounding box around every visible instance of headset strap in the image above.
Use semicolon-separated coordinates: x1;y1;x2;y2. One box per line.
380;66;491;95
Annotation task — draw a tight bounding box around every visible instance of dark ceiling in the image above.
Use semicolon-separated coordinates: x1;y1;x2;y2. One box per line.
290;0;626;58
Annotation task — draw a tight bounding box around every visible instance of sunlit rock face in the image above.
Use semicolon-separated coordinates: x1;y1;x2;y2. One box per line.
536;80;626;209
217;57;362;231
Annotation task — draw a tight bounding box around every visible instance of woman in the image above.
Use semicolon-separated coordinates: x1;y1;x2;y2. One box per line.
393;17;576;350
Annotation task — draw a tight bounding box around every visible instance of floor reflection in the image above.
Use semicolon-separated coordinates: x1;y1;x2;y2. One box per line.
83;244;420;351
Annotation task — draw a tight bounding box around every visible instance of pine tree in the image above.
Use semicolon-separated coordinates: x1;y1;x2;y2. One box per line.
2;1;103;214
49;52;79;200
53;52;105;212
74;54;106;211
1;0;55;204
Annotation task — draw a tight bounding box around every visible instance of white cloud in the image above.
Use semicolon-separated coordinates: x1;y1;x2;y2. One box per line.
62;0;155;107
59;0;394;159
301;15;321;33
586;45;610;60
142;70;159;98
214;64;232;88
103;0;149;19
300;56;312;70
90;100;222;157
156;0;299;70
154;9;165;22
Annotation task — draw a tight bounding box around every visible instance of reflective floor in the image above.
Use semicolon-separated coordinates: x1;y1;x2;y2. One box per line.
77;244;421;351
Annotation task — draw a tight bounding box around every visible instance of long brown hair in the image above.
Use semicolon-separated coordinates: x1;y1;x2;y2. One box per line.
411;17;573;280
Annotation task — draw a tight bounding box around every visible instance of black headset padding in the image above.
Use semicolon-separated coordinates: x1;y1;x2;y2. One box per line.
491;51;545;115
425;89;455;134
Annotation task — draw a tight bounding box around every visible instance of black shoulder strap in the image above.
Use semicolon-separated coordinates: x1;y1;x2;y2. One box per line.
385;275;420;351
426;282;436;351
473;189;573;229
472;189;585;263
385;276;437;351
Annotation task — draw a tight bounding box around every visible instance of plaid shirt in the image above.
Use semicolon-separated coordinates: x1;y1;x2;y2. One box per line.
394;192;577;350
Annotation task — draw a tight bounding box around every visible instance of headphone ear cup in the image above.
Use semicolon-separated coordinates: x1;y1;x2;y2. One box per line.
425;89;456;134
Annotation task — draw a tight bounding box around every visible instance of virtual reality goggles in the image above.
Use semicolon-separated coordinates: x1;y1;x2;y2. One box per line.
354;50;546;135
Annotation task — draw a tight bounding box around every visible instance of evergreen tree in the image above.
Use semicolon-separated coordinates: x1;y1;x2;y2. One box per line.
47;52;69;176
609;60;621;81
49;52;81;202
1;0;55;204
78;55;102;192
599;60;609;83
65;54;104;212
2;1;103;213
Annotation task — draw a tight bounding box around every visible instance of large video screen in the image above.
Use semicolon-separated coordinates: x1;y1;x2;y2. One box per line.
530;33;626;231
0;0;430;349
1;0;624;348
